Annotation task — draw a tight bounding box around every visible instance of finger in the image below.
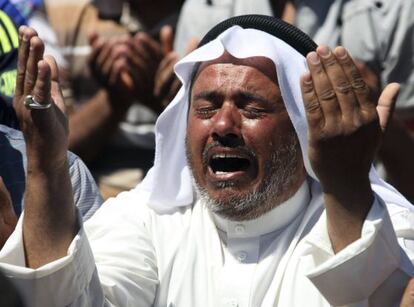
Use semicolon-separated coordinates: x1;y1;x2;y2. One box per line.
300;72;324;134
95;38;118;71
32;60;52;108
88;31;99;46
126;57;150;91
88;35;104;64
160;25;174;55
0;177;17;227
157;52;178;73
316;45;357;124
185;37;199;54
128;39;153;64
24;36;45;95
306;51;341;128
121;72;134;91
154;53;178;98
377;83;400;132
108;57;127;85
165;78;182;105
126;50;153;89
102;44;129;77
44;55;66;114
15;26;38;98
154;69;175;98
334;47;373;111
400;278;414;307
134;32;163;60
354;60;379;92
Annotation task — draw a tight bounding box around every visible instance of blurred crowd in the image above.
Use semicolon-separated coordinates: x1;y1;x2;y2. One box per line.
1;0;414;305
2;0;413;201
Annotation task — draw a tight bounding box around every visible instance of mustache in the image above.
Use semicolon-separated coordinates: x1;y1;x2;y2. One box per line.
202;141;257;167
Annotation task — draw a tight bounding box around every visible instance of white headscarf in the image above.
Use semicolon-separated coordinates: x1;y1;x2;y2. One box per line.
133;26;412;213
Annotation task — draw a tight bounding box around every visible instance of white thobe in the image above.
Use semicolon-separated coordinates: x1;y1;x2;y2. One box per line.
1;181;414;307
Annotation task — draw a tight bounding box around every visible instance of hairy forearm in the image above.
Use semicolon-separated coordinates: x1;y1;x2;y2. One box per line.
68;90;130;162
23;160;78;269
323;178;374;253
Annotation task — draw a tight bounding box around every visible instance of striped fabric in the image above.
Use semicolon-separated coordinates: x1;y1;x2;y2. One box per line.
0;9;20;129
0;9;18;55
0;124;103;220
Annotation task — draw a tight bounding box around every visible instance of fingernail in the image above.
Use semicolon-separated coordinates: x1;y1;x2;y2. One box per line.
335;47;347;59
318;46;331;58
308;52;320;64
302;72;313;85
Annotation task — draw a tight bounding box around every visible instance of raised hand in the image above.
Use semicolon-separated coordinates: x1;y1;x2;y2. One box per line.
300;45;399;252
89;31;164;113
14;26;76;268
154;26;198;109
0;177;17;249
13;26;68;171
301;45;399;192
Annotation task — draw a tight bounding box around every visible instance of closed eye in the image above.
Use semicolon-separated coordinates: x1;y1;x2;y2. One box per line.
234;91;285;113
191;91;223;118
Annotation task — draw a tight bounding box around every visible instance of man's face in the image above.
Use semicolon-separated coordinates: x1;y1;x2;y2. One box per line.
186;54;306;221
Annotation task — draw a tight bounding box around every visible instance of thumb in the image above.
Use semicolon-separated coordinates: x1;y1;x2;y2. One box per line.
377;82;400;132
160;25;174;55
120;71;134;91
185;37;199;55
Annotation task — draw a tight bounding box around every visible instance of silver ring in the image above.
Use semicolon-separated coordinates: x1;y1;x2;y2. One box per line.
24;95;52;110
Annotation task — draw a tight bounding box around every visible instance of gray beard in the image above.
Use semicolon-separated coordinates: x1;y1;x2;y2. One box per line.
188;134;301;221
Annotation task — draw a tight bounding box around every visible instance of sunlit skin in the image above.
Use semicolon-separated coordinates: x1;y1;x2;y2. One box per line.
186;54;306;218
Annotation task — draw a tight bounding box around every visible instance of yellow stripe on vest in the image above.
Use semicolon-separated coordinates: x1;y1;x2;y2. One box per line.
0;10;19;53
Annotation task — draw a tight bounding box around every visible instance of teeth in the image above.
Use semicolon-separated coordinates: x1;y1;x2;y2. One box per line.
216;171;228;175
212;154;244;159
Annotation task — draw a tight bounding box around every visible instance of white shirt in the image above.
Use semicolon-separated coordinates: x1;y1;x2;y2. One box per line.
1;180;414;307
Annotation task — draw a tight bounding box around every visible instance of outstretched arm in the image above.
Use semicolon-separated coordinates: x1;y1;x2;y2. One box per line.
300;45;399;253
13;26;77;268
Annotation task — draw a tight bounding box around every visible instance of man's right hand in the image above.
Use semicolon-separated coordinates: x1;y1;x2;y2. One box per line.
13;26;68;173
14;26;76;269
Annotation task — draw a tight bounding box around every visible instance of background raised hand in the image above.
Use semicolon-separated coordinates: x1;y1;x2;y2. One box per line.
154;25;198;109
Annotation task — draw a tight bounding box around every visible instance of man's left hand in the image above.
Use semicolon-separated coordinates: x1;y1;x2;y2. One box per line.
301;45;399;195
300;45;399;252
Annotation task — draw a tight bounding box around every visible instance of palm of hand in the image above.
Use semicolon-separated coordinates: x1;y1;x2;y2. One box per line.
301;46;399;193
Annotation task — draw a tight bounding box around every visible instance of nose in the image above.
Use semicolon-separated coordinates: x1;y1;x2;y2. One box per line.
211;103;242;146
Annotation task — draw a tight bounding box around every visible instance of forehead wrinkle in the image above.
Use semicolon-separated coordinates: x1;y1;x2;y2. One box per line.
190;58;282;110
194;52;278;85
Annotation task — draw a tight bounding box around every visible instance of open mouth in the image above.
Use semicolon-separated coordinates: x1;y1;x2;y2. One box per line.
209;154;251;174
